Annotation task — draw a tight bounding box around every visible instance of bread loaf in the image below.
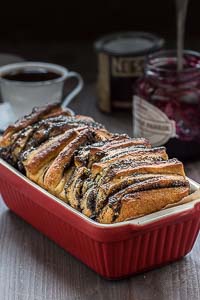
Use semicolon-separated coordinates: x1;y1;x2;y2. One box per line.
0;103;190;223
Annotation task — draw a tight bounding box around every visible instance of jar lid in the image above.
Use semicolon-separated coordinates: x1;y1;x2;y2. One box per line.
94;32;164;57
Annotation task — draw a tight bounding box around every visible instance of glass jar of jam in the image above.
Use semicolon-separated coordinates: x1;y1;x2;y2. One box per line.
133;50;200;160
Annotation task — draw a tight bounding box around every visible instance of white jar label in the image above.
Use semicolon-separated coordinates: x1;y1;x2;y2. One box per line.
133;96;177;147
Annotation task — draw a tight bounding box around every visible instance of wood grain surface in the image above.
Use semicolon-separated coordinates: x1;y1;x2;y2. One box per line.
0;84;200;300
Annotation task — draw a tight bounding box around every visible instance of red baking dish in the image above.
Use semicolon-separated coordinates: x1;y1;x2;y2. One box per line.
0;158;200;279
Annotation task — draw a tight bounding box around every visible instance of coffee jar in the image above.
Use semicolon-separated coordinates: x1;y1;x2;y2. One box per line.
95;32;164;112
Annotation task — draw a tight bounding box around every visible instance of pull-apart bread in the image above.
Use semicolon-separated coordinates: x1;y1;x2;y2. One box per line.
0;103;190;223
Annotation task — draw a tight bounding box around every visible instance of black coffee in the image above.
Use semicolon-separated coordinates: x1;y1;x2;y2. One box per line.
2;69;61;82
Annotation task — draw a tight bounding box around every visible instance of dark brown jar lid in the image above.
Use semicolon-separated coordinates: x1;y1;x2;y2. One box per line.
94;31;165;57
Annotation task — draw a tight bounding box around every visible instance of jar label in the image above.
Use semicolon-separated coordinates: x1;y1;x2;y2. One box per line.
133;96;177;146
111;56;144;77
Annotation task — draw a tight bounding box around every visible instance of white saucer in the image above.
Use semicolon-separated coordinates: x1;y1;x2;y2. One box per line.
0;103;16;133
0;53;24;132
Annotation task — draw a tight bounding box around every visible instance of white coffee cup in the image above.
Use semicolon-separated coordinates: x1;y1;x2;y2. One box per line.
0;62;83;119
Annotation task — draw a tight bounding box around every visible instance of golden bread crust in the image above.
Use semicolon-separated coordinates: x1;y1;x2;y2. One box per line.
98;186;189;224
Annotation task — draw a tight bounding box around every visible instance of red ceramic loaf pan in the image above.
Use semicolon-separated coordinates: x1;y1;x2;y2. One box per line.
0;158;200;279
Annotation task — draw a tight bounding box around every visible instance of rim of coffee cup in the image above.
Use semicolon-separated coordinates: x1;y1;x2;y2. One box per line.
0;62;69;86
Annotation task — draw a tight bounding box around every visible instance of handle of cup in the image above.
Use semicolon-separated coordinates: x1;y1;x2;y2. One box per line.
61;71;84;108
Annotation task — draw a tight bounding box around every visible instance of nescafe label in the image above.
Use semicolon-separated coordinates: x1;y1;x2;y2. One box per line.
111;56;144;77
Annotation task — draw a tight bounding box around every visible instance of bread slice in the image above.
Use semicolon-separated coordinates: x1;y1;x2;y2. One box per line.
23;128;79;181
43;128;93;192
92;147;168;174
97;177;189;223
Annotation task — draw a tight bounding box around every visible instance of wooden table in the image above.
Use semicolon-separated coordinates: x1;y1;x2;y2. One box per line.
0;83;200;300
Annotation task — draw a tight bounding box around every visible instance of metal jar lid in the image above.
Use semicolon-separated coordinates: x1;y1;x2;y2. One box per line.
94;31;165;57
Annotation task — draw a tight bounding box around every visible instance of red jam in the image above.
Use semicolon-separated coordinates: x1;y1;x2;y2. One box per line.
134;50;200;160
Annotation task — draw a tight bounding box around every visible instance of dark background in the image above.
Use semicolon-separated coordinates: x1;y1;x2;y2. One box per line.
0;0;199;42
